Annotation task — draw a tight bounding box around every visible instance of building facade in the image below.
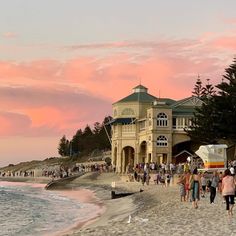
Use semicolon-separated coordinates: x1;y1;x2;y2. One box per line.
110;85;203;173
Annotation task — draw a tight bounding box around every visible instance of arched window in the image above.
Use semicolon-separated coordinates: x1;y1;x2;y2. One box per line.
157;136;168;147
157;113;168;126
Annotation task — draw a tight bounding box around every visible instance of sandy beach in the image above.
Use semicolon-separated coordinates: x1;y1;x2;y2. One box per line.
2;173;236;236
61;173;236;236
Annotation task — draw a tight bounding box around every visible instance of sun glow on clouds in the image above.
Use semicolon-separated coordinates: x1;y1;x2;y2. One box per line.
0;111;31;136
2;32;17;38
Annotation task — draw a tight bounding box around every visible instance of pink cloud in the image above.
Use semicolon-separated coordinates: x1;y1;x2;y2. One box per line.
1;34;235;139
210;35;236;50
222;17;236;25
0;111;31;136
64;39;197;51
0;85;111;137
2;32;17;38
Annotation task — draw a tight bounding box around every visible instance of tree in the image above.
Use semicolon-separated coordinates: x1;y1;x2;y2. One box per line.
214;59;236;143
192;76;205;97
92;122;102;149
187;99;219;144
58;135;69;156
71;129;83;155
192;77;216;99
188;59;236;145
99;116;112;149
202;79;216;98
58;116;113;158
93;122;102;135
81;125;94;153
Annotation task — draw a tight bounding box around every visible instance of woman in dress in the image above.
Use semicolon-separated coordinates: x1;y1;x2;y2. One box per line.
185;170;191;201
222;169;235;216
189;167;201;209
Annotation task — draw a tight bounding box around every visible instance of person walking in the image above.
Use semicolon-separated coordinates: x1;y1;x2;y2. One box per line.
189;168;201;209
201;172;207;198
210;171;219;204
222;169;235;216
185;170;191;201
177;174;186;202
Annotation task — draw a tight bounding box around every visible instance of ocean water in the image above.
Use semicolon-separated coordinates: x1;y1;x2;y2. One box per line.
0;182;99;236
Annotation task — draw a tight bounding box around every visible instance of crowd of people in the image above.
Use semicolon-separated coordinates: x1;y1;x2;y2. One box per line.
129;162;174;187
0;170;35;177
177;166;236;216
2;157;236;216
127;160;236;217
0;162;114;179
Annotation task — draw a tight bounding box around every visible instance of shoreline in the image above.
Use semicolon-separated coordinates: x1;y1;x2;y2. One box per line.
50;188;106;236
0;173;139;236
0;175;107;235
48;172;140;235
4;174;236;235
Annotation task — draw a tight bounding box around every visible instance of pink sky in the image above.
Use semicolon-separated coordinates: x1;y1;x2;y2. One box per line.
1;1;236;167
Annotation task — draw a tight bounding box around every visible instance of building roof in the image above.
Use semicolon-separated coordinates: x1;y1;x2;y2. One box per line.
114;85;201;115
171;96;202;107
171;96;202;115
172;107;196;116
133;84;148;90
115;84;177;104
116;92;157;103
154;98;176;106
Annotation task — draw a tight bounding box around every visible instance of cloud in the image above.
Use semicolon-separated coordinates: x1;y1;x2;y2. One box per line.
0;111;31;136
64;39;199;54
1;33;235;138
210;35;236;50
2;32;17;39
0;85;111;137
222;17;236;25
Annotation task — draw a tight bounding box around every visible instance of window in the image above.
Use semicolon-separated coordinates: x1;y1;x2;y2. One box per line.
172;118;176;129
157;113;168;126
157;136;168;147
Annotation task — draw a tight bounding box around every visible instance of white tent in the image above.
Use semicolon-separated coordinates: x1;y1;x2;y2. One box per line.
195;144;228;169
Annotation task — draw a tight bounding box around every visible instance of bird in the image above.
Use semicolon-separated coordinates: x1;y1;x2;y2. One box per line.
127;215;132;223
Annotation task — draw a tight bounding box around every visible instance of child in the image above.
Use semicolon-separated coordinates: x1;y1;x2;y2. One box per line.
166;172;171;187
155;172;160;185
160;174;166;187
177;174;186;202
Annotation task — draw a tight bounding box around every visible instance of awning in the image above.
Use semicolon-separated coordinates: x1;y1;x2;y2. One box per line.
106;118;136;125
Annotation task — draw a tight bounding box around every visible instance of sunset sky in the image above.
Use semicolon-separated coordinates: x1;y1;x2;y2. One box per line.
1;0;236;167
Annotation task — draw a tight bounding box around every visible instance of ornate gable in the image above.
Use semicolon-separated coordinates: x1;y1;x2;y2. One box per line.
172;96;203;108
